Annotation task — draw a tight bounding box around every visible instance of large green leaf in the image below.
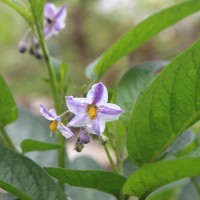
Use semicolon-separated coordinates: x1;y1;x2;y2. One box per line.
0;0;33;24
0;75;18;128
45;168;126;197
0;145;67;200
86;0;200;79
116;61;167;124
21;139;62;153
123;157;200;199
127;39;200;166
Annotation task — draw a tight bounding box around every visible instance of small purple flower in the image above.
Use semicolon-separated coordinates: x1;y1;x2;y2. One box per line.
66;82;123;136
39;105;73;139
43;3;67;39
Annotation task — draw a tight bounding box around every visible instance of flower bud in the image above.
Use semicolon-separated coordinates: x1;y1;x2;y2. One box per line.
74;138;84;152
18;40;27;53
100;135;109;145
79;129;90;144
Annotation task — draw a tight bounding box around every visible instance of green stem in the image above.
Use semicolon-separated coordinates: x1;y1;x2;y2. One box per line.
191;177;200;198
0;127;16;151
104;145;119;174
29;5;66;190
58;133;66;189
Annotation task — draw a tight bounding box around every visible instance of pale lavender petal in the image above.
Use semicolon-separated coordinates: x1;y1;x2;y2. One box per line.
86;117;105;135
86;82;108;106
57;123;74;139
66;96;88;115
44;3;57;20
44;25;55;39
39;105;56;121
53;21;65;32
98;103;123;122
67;115;89;127
55;5;67;22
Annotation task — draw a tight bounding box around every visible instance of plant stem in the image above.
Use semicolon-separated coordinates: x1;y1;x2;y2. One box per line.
0;127;16;151
30;5;66;190
191;177;200;198
104;145;119;174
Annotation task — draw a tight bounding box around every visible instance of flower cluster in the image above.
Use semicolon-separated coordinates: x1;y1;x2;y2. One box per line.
40;82;123;152
18;3;67;58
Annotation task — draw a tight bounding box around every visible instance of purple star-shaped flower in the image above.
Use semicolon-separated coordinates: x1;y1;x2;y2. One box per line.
43;3;67;39
39;105;74;139
66;82;123;135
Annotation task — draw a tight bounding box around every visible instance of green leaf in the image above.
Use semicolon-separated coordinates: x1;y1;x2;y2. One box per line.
127;39;200;166
86;0;200;79
0;0;33;24
45;168;126;197
116;61;167;124
68;156;115;200
0;146;67;200
28;0;45;22
0;75;18;127
123;157;200;199
21;139;62;153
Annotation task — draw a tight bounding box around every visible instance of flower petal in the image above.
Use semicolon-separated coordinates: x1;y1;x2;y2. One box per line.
44;25;55;39
57;123;74;139
86;117;105;135
98;103;123;122
55;5;67;22
39;105;56;121
66;96;88;115
53;21;65;32
67;115;89;127
44;3;57;20
86;82;108;106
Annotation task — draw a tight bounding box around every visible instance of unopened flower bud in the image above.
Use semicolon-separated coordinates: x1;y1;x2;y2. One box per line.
18;40;27;53
79;129;90;144
74;138;84;152
100;135;109;145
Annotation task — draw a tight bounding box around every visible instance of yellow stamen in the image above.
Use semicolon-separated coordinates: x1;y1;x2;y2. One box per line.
49;120;58;132
88;105;97;120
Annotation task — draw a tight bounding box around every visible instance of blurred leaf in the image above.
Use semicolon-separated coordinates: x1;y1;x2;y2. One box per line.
0;75;18;128
86;0;200;79
45;168;126;197
123;158;138;179
6;108;58;167
21;139;62;153
178;177;200;200
0;0;33;24
0;192;19;200
116;61;167;124
146;180;185;200
123;157;200;199
0;145;67;200
127;39;200;166
28;0;45;23
165;130;197;157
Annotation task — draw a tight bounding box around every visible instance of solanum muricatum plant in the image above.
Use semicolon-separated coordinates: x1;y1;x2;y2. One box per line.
1;1;200;200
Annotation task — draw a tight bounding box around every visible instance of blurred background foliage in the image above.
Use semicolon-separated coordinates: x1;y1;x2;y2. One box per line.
0;0;200;110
